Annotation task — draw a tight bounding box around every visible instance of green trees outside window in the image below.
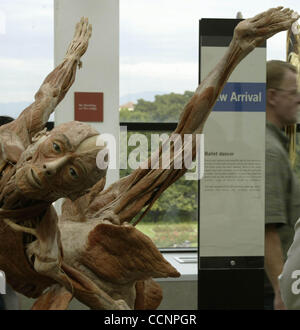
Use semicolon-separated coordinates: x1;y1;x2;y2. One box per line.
120;91;198;249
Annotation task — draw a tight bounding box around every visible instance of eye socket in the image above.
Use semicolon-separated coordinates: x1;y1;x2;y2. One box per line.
69;167;79;179
53;142;61;153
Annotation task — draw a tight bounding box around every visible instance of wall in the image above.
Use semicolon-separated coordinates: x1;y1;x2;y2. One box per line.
54;0;119;187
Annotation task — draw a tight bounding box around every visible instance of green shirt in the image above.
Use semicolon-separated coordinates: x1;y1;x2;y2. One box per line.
265;122;300;293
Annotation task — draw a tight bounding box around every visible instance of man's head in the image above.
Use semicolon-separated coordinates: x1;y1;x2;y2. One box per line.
15;121;108;202
266;60;300;128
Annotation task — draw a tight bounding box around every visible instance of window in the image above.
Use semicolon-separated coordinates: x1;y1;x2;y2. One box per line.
120;1;201;250
119;123;198;249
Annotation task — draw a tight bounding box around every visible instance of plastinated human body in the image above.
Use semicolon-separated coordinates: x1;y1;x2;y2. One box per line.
0;9;299;309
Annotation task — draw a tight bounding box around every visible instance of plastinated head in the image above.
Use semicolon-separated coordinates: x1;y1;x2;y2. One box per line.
15;121;108;202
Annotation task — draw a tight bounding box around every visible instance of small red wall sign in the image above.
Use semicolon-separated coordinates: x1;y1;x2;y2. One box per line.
74;92;103;122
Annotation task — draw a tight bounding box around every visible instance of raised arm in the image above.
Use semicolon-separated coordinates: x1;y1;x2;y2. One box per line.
14;17;92;140
62;7;299;227
111;7;299;225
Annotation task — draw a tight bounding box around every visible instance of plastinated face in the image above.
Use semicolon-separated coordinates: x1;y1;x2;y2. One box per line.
15;121;107;202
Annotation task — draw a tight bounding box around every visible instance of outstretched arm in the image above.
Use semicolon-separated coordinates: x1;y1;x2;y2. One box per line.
14;17;92;140
114;7;299;224
63;7;299;226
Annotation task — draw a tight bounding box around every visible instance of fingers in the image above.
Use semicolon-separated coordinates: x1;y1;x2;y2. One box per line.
250;7;283;23
269;7;299;24
81;20;92;44
80;17;88;39
66;17;92;59
251;7;299;37
73;18;83;40
251;7;298;28
79;17;92;41
73;17;92;41
280;8;299;24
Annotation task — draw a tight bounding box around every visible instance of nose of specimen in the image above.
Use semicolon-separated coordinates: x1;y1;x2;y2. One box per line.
43;156;70;176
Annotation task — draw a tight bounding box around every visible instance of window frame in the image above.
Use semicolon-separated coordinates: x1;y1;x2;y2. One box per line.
120;121;199;253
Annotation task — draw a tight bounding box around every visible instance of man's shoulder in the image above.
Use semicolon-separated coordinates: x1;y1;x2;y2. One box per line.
266;127;287;157
266;136;286;159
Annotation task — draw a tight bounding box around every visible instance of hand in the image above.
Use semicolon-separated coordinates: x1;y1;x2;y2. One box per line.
234;7;299;52
65;17;92;61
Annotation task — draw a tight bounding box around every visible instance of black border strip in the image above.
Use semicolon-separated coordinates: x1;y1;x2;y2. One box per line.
200;35;234;47
119;122;177;131
200;18;243;36
198;268;264;309
200;256;264;269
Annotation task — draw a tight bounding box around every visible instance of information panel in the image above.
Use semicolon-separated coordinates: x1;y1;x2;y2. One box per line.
199;20;265;258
